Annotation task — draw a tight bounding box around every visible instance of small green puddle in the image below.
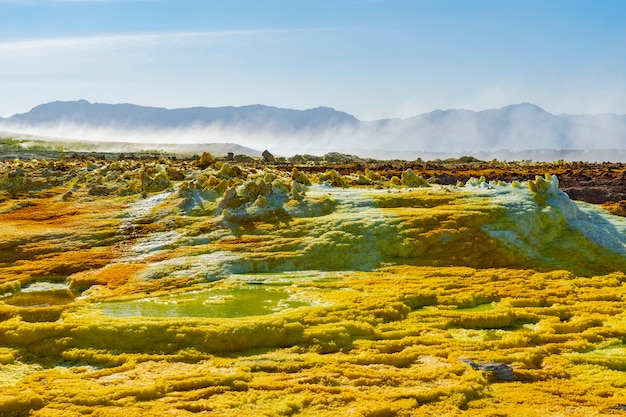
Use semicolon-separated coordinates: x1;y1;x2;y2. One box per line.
455;303;496;312
2;282;76;307
582;343;626;357
230;271;340;285
96;286;309;318
422;303;496;313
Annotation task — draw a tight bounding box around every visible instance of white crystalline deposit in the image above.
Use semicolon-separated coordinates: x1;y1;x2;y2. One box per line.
295;185;395;270
116;172;626;284
572;203;626;254
137;252;246;282
474;174;626;260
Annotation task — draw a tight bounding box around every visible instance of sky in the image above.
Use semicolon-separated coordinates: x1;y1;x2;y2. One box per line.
1;0;625;120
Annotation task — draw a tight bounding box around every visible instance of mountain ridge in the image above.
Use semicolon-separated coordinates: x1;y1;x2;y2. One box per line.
5;99;626;121
6;99;625;124
2;100;359;131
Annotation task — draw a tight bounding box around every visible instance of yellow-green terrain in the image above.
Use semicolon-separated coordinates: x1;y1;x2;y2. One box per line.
1;154;626;416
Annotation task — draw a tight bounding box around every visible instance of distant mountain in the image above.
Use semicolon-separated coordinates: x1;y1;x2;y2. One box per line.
1;100;359;131
362;102;626;153
1;100;626;159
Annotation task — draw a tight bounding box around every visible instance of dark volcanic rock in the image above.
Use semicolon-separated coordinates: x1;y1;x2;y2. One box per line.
461;359;514;381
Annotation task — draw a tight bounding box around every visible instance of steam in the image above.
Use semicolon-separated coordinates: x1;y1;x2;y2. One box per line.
1;104;626;162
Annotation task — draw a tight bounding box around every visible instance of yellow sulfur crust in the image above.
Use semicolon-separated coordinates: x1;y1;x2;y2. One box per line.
1;157;626;416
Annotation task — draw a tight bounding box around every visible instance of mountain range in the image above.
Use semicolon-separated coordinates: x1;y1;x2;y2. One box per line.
1;100;359;132
1;100;626;160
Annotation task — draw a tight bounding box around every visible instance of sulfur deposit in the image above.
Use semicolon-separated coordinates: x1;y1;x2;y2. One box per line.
2;154;626;416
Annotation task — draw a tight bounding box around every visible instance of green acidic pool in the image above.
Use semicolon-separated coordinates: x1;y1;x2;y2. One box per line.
455;303;497;312
96;285;309;318
1;282;77;307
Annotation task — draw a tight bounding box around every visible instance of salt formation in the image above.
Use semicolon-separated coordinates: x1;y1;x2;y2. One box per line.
401;168;430;187
1;155;626;416
468;173;626;272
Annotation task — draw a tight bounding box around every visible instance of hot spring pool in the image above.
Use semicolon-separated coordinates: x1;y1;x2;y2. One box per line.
2;281;77;308
95;285;309;318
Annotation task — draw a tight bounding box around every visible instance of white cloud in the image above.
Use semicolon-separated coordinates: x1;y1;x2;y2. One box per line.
0;29;293;54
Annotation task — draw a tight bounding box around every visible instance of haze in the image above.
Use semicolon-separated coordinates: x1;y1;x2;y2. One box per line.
2;101;626;161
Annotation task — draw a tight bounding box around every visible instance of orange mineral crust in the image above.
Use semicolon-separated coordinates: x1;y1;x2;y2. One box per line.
1;155;626;416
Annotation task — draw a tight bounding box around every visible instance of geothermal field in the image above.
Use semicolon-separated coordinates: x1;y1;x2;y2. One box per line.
2;147;626;416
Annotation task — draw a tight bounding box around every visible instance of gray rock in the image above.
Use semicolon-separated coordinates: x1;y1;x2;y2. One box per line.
461;359;514;381
262;150;276;162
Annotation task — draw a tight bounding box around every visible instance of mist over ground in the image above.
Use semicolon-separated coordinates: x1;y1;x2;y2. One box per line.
1;101;625;162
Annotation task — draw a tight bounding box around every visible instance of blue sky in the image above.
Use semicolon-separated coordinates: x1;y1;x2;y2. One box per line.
1;0;625;119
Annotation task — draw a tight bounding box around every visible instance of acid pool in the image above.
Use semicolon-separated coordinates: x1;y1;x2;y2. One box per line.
1;281;77;308
95;284;309;318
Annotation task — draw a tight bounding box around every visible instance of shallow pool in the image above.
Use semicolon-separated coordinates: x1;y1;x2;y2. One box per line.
96;285;309;318
2;282;77;308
